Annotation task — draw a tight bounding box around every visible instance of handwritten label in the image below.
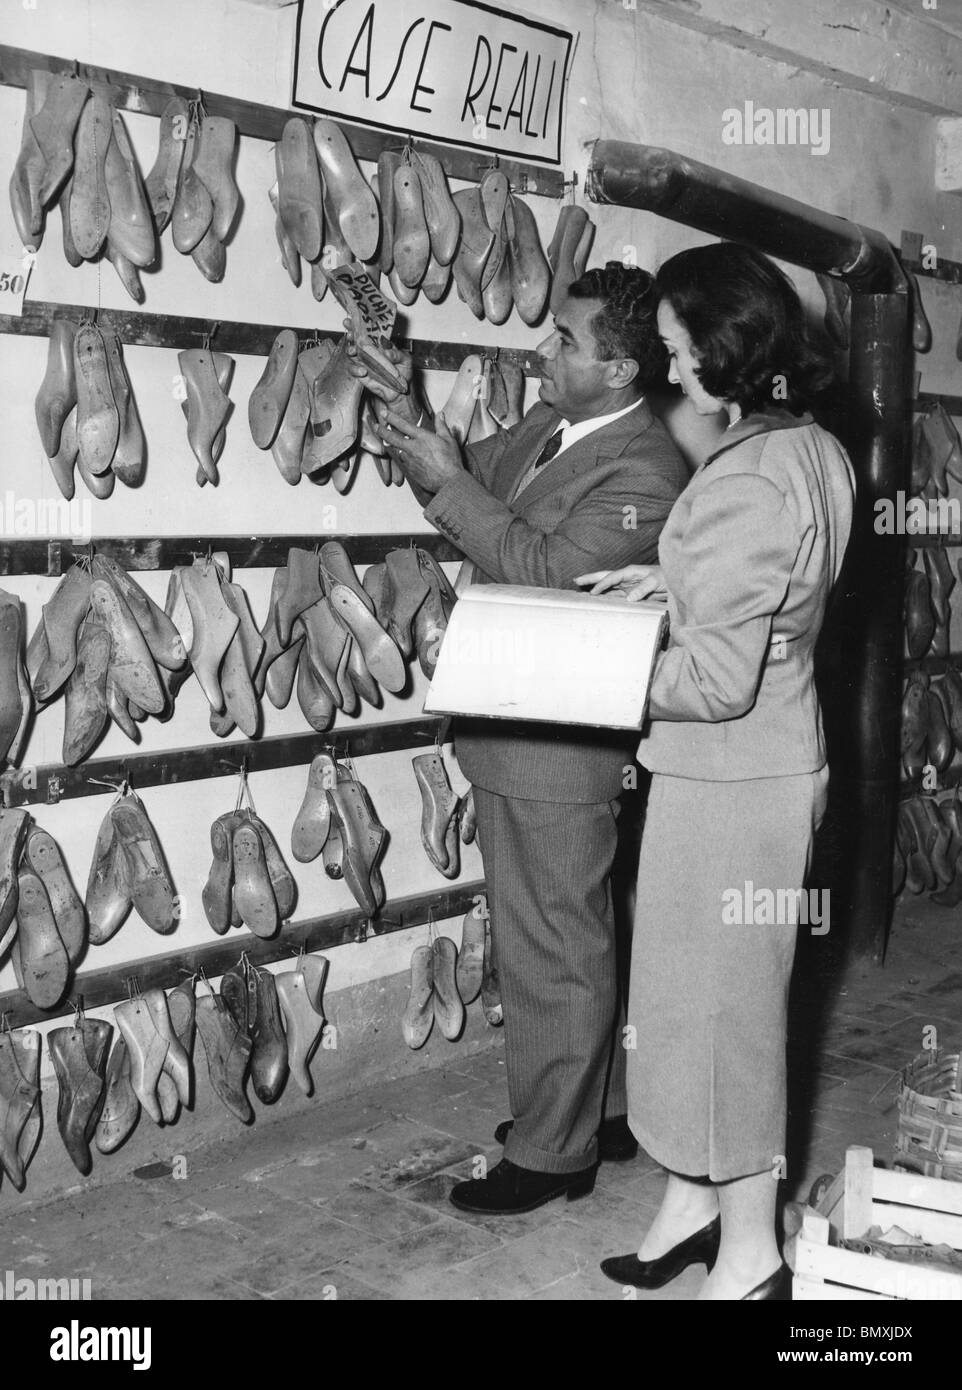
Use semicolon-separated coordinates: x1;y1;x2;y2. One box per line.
321;261;397;339
0;251;35;316
292;0;574;166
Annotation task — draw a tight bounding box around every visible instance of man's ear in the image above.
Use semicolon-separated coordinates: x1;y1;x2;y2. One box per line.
605;357;640;390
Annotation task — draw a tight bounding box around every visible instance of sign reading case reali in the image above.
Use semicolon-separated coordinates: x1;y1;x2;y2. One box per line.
292;0;574;166
424;585;668;731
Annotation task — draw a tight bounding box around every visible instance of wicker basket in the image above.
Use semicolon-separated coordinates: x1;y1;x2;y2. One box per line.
896;1049;962;1182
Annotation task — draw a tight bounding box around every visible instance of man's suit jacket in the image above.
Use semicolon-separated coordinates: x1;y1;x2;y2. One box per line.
641;410;855;780
423;398;689;803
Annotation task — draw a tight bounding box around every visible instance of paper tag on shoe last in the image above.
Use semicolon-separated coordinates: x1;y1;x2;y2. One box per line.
0;250;36;317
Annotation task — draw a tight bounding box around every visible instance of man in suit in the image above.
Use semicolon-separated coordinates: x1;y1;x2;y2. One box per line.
354;263;689;1214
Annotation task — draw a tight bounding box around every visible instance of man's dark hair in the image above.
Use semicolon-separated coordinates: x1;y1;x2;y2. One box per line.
568;262;667;390
655;242;834;417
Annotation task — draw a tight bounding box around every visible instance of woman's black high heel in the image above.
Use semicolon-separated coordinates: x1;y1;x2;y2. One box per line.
600;1216;720;1289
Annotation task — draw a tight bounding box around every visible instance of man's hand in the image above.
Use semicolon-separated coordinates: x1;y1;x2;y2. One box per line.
376;407;463;494
575;565;667;602
344;321;419;424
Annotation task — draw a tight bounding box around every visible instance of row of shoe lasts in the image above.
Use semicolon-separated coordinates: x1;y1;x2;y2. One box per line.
0;808;84;1011
911;401;962;501
904;550;958;661
202;805;297;939
36;321;144;500
273;115;379;291
413;751;477;881
401;897;501;1049
10;72;155;300
163;553;264;737
0;1026;41;1193
256;542;407;733
26;555;188;765
901;667;962;779
440;354;525;446
86;787;178;943
894;789;962;905
375;148;460;307
291;754;388;918
152;99;239;284
365;546;458;681
248;329;385;487
0;591;32;771
450;169;548;325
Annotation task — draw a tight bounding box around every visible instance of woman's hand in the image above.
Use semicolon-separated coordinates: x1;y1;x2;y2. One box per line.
575;565;667;602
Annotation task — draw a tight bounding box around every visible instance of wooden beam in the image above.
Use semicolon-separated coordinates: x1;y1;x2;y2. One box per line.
0;716;447;808
0;878;486;1027
0;532;463;578
0;43;563;196
0;300;542;375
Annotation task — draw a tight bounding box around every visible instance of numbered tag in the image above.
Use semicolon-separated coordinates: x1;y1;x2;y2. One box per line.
0;250;36;317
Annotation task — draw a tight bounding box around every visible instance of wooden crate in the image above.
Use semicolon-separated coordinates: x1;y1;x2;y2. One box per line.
793;1146;962;1300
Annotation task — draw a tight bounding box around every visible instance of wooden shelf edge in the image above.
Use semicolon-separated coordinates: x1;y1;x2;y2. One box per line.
0;716;447;807
0;300;545;373
0;532;464;578
0;43;564;196
0;878;487;1028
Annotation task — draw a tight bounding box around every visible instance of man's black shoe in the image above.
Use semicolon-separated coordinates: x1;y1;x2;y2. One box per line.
493;1113;639;1163
449;1157;596;1214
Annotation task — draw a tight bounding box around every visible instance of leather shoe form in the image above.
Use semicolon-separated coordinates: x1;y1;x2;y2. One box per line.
327;581;405;693
402;943;434;1050
268;180;301;286
312;118;379;261
171;117;213;253
506;193;550;326
47;401;79;499
62;615;110;765
600;1216;720;1289
191;115;239;242
450;1157;595;1215
231;819;279;937
413;752;460;876
144;986;191;1108
304;338;364;474
93;555;186;672
24;826;85;966
459;788;477;845
48;1018;112;1175
17;868;70;1009
114;995;167;1124
104;109;155;268
178;349;231;485
34;563;92;702
243;811;296;920
276;117;324;261
111;791;177;933
383;548;429;657
292;751;336;863
276;546;325;647
432;935;464;1040
69;94;113;260
144;97;188;234
0;807;30;941
196;992;253;1123
481;918;503;1026
156;980;195;1122
180;558;239;710
547;205;594;316
328;772;387;917
89;577;165;714
265;631;304;709
0;1028;41;1189
296;640;337;731
456;899;485;1005
248;965;289;1104
101;337;146;485
95;1034;140;1154
0;593;29;768
275;955;328;1096
74;323;120;475
411;150;460;265
9;70;52;248
35;319;79;459
391;164;430;289
270;360;311;484
202;810;239;934
452;189;495;319
85;804;133;944
250;329;299;449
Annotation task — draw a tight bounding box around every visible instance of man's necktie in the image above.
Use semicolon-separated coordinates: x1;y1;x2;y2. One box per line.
533;430;564;470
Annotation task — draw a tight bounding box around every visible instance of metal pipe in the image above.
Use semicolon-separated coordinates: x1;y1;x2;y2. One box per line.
586;141;912;961
586;141;907;292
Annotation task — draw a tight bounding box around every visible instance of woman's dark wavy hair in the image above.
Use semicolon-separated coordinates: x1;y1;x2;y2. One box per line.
568;261;668;391
655;243;834;417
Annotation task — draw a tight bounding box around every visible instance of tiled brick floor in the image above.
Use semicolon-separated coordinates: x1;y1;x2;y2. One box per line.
2;894;959;1300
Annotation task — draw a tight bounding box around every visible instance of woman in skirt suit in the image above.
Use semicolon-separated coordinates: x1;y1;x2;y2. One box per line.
580;242;856;1300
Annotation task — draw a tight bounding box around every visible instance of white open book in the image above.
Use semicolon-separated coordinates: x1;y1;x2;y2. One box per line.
424;584;668;731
